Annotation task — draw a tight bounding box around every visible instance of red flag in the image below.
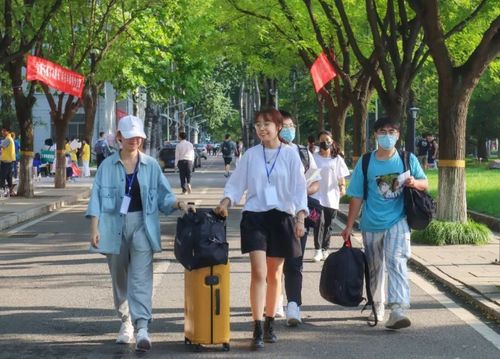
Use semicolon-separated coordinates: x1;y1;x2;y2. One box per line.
26;55;85;98
116;108;128;120
310;51;337;93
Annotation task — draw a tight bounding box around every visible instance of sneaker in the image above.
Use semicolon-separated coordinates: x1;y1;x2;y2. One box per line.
187;184;192;194
275;304;285;319
312;249;323;262
116;320;134;344
286;302;302;327
322;249;330;260
385;307;411;330
135;328;152;352
368;303;385;322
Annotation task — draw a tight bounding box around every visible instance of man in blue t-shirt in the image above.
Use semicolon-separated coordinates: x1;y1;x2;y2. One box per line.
341;117;428;330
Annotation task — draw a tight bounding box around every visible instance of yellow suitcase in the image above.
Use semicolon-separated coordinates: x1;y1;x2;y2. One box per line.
184;263;230;351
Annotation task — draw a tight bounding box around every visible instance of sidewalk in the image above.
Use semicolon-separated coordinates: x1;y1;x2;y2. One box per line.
0;177;498;323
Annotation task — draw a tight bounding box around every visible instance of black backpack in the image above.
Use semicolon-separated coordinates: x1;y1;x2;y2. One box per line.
319;238;377;326
221;141;232;157
361;150;435;230
174;209;228;270
297;145;310;172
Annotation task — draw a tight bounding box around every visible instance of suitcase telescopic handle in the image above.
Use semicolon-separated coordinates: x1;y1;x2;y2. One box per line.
215;288;220;315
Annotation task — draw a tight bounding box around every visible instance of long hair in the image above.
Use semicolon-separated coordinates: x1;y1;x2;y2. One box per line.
317;130;343;158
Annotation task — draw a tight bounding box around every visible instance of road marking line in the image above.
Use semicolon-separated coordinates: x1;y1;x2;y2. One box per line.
409;271;500;350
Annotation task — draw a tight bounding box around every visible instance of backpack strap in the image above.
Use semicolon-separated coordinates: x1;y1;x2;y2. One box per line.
297;145;310;173
399;150;410;174
361;152;372;200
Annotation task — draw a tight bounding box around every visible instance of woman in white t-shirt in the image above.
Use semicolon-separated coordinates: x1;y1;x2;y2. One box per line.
215;108;308;350
311;130;350;262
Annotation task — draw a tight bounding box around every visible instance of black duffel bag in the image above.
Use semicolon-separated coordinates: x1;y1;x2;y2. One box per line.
319;238;377;326
174;208;228;270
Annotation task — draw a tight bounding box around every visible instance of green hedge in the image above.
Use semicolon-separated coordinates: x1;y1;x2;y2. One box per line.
411;220;491;246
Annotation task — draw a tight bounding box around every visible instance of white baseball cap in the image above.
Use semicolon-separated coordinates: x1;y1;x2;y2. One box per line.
117;115;146;139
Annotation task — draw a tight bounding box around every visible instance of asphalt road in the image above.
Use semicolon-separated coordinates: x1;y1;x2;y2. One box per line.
0;155;499;358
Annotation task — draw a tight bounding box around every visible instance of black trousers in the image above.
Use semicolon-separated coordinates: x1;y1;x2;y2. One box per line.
0;161;13;190
313;206;337;250
177;160;192;193
283;231;308;306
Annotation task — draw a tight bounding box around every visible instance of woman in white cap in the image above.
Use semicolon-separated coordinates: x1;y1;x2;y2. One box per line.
86;115;192;352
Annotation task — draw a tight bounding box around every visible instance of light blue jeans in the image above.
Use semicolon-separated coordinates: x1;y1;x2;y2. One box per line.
107;211;153;330
362;218;411;309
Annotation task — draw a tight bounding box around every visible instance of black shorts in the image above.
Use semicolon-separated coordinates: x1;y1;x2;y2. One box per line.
223;157;232;166
240;209;301;258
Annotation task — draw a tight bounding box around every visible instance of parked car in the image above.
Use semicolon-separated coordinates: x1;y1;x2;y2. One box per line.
158;145;201;172
194;144;208;159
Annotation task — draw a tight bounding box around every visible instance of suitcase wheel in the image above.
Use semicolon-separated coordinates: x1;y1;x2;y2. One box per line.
184;337;191;345
194;344;203;352
222;343;230;351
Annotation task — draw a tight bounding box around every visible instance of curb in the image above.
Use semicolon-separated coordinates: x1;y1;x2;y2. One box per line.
409;257;500;322
0;188;91;232
336;208;499;322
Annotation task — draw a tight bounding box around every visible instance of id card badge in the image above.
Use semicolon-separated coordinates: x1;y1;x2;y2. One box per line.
264;185;279;207
120;195;131;215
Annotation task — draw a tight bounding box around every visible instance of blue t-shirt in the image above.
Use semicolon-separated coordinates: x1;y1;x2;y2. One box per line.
347;151;426;232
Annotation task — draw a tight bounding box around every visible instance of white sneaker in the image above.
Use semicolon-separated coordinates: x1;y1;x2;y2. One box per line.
322;249;330;260
116;320;134;344
135;328;152;352
312;250;323;262
187;184;192;194
368;303;385;322
286;301;302;327
385;306;411;330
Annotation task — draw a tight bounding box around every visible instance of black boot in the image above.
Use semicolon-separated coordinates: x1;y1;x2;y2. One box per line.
263;316;277;343
251;320;264;349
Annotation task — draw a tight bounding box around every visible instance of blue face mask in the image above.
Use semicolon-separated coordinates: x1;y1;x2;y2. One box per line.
280;127;296;143
377;134;398;150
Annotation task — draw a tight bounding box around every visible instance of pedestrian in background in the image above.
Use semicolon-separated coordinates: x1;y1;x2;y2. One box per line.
215;108;308;350
234;139;243;167
81;139;91;177
174;131;195;194
87;115;191;352
279;110;321;326
221;134;236;177
426;134;438;169
12;132;20;179
311;130;350;262
94;132;111;168
307;134;318;154
416;133;429;169
341;116;428;330
0;127;16;196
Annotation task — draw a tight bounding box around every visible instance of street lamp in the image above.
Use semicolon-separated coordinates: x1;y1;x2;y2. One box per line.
407;106;419;153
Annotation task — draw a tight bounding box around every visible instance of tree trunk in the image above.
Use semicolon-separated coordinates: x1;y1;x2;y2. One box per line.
325;103;347;151
54;116;68;188
6;60;35;197
351;98;369;159
436;79;472;223
83;82;100;143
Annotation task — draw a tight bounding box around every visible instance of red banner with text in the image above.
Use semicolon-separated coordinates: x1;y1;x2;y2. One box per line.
26;55;85;98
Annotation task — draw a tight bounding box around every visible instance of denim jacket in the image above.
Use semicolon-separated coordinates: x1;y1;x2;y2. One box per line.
86;151;177;254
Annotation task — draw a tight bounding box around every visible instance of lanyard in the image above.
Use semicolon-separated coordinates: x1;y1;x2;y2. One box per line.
125;159;140;196
263;143;282;184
